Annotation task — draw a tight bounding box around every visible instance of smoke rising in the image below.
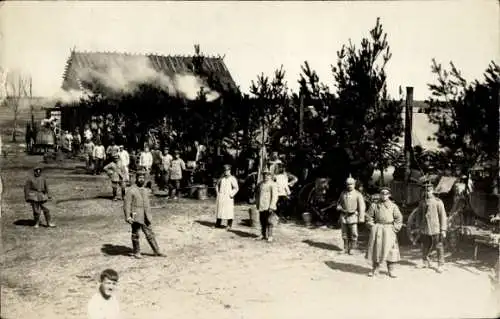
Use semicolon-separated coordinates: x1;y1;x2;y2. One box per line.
73;55;220;102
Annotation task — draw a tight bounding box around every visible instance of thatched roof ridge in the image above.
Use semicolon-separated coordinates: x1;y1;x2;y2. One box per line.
61;50;238;93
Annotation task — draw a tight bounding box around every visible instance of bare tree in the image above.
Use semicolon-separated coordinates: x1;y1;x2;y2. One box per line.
2;69;31;142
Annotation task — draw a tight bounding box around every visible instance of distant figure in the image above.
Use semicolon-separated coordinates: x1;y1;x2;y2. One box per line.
139;146;153;173
93;140;106;175
24;166;55;228
414;182;448;273
255;168;279;242
104;155;126;201
123;169;165;259
274;163;298;221
118;146;130;185
160;147;173;192
168;150;186;200
215;164;239;230
83;139;95;172
365;187;403;278
87;269;121;319
336;176;366;254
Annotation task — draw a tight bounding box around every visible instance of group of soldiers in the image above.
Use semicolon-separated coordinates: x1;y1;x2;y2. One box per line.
23;147;450;275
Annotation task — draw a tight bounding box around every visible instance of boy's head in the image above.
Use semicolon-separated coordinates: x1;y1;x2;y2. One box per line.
99;269;119;299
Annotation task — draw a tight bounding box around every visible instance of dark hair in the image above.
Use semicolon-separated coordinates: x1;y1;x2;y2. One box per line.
100;269;119;282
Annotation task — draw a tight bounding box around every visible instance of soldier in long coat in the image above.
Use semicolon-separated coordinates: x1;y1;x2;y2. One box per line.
365;187;403;278
24;166;56;228
123;169;165;259
336;175;366;254
414;182;448;273
104;155;126;201
215;164;239;230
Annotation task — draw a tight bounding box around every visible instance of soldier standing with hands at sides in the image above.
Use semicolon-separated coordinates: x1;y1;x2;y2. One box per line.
123;169;165;259
24;166;56;228
336;175;366;254
255;168;279;242
215;164;239;230
365;187;403;278
415;182;448;273
104;155;126;201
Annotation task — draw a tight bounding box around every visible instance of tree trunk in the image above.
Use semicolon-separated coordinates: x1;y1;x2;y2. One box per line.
379;164;385;187
12;109;18;142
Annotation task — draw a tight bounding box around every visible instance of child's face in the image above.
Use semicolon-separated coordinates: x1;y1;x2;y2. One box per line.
100;278;117;298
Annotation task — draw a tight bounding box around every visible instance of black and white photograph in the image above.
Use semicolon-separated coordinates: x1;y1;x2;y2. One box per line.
0;0;499;318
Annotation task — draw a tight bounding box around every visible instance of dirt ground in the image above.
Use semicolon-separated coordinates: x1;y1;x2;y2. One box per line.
1;150;500;319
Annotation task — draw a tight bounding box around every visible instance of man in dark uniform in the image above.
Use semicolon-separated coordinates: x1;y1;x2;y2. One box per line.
414;181;448;273
24;166;56;228
123;169;165;259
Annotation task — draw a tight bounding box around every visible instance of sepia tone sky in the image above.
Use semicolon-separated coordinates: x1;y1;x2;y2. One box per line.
0;0;498;99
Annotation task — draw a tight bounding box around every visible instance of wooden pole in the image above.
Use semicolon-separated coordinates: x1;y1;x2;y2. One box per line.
404;87;414;204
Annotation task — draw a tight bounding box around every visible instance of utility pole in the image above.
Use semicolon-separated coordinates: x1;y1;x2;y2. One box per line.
404;87;414;205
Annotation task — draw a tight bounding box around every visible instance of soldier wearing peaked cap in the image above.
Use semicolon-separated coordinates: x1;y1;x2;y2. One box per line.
24;166;56;228
214;164;239;230
255;167;279;242
365;186;403;278
414;181;448;273
123;168;164;259
336;175;366;254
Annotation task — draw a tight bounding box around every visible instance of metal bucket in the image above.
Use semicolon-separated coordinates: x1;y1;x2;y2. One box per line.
197;185;208;200
302;211;312;226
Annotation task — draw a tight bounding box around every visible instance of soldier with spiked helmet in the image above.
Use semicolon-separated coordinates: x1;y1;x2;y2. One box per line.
336;174;366;254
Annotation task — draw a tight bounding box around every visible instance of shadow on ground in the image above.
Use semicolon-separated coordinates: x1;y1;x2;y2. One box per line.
229;229;258;238
13;219;35;226
101;244;133;256
195;220;216;228
324;260;371;275
303;239;342;251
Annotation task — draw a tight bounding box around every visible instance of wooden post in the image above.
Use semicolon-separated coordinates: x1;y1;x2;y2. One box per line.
404;87;414;204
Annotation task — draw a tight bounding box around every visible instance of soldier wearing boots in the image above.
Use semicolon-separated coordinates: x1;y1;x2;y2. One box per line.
365;187;403;278
123;169;165;259
24;166;56;228
104;155;126;201
255;168;279;242
336;175;366;254
415;182;448;273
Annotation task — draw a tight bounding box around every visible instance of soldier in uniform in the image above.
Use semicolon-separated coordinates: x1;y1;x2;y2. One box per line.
255;168;279;242
24;166;56;228
336;175;366;254
104;155;126;201
365;187;403;278
414;181;448;273
123;169;165;259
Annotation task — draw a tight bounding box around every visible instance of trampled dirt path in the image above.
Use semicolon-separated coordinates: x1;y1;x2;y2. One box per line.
1;156;499;319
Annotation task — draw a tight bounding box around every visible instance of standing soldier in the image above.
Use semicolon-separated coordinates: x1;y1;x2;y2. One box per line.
365;187;403;278
83;138;95;173
118;145;130;186
255;168;279;242
93;140;106;175
336;175;366;254
215;164;239;230
123;169;165;259
104;155;126;201
415;182;448;273
24;166;56;228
